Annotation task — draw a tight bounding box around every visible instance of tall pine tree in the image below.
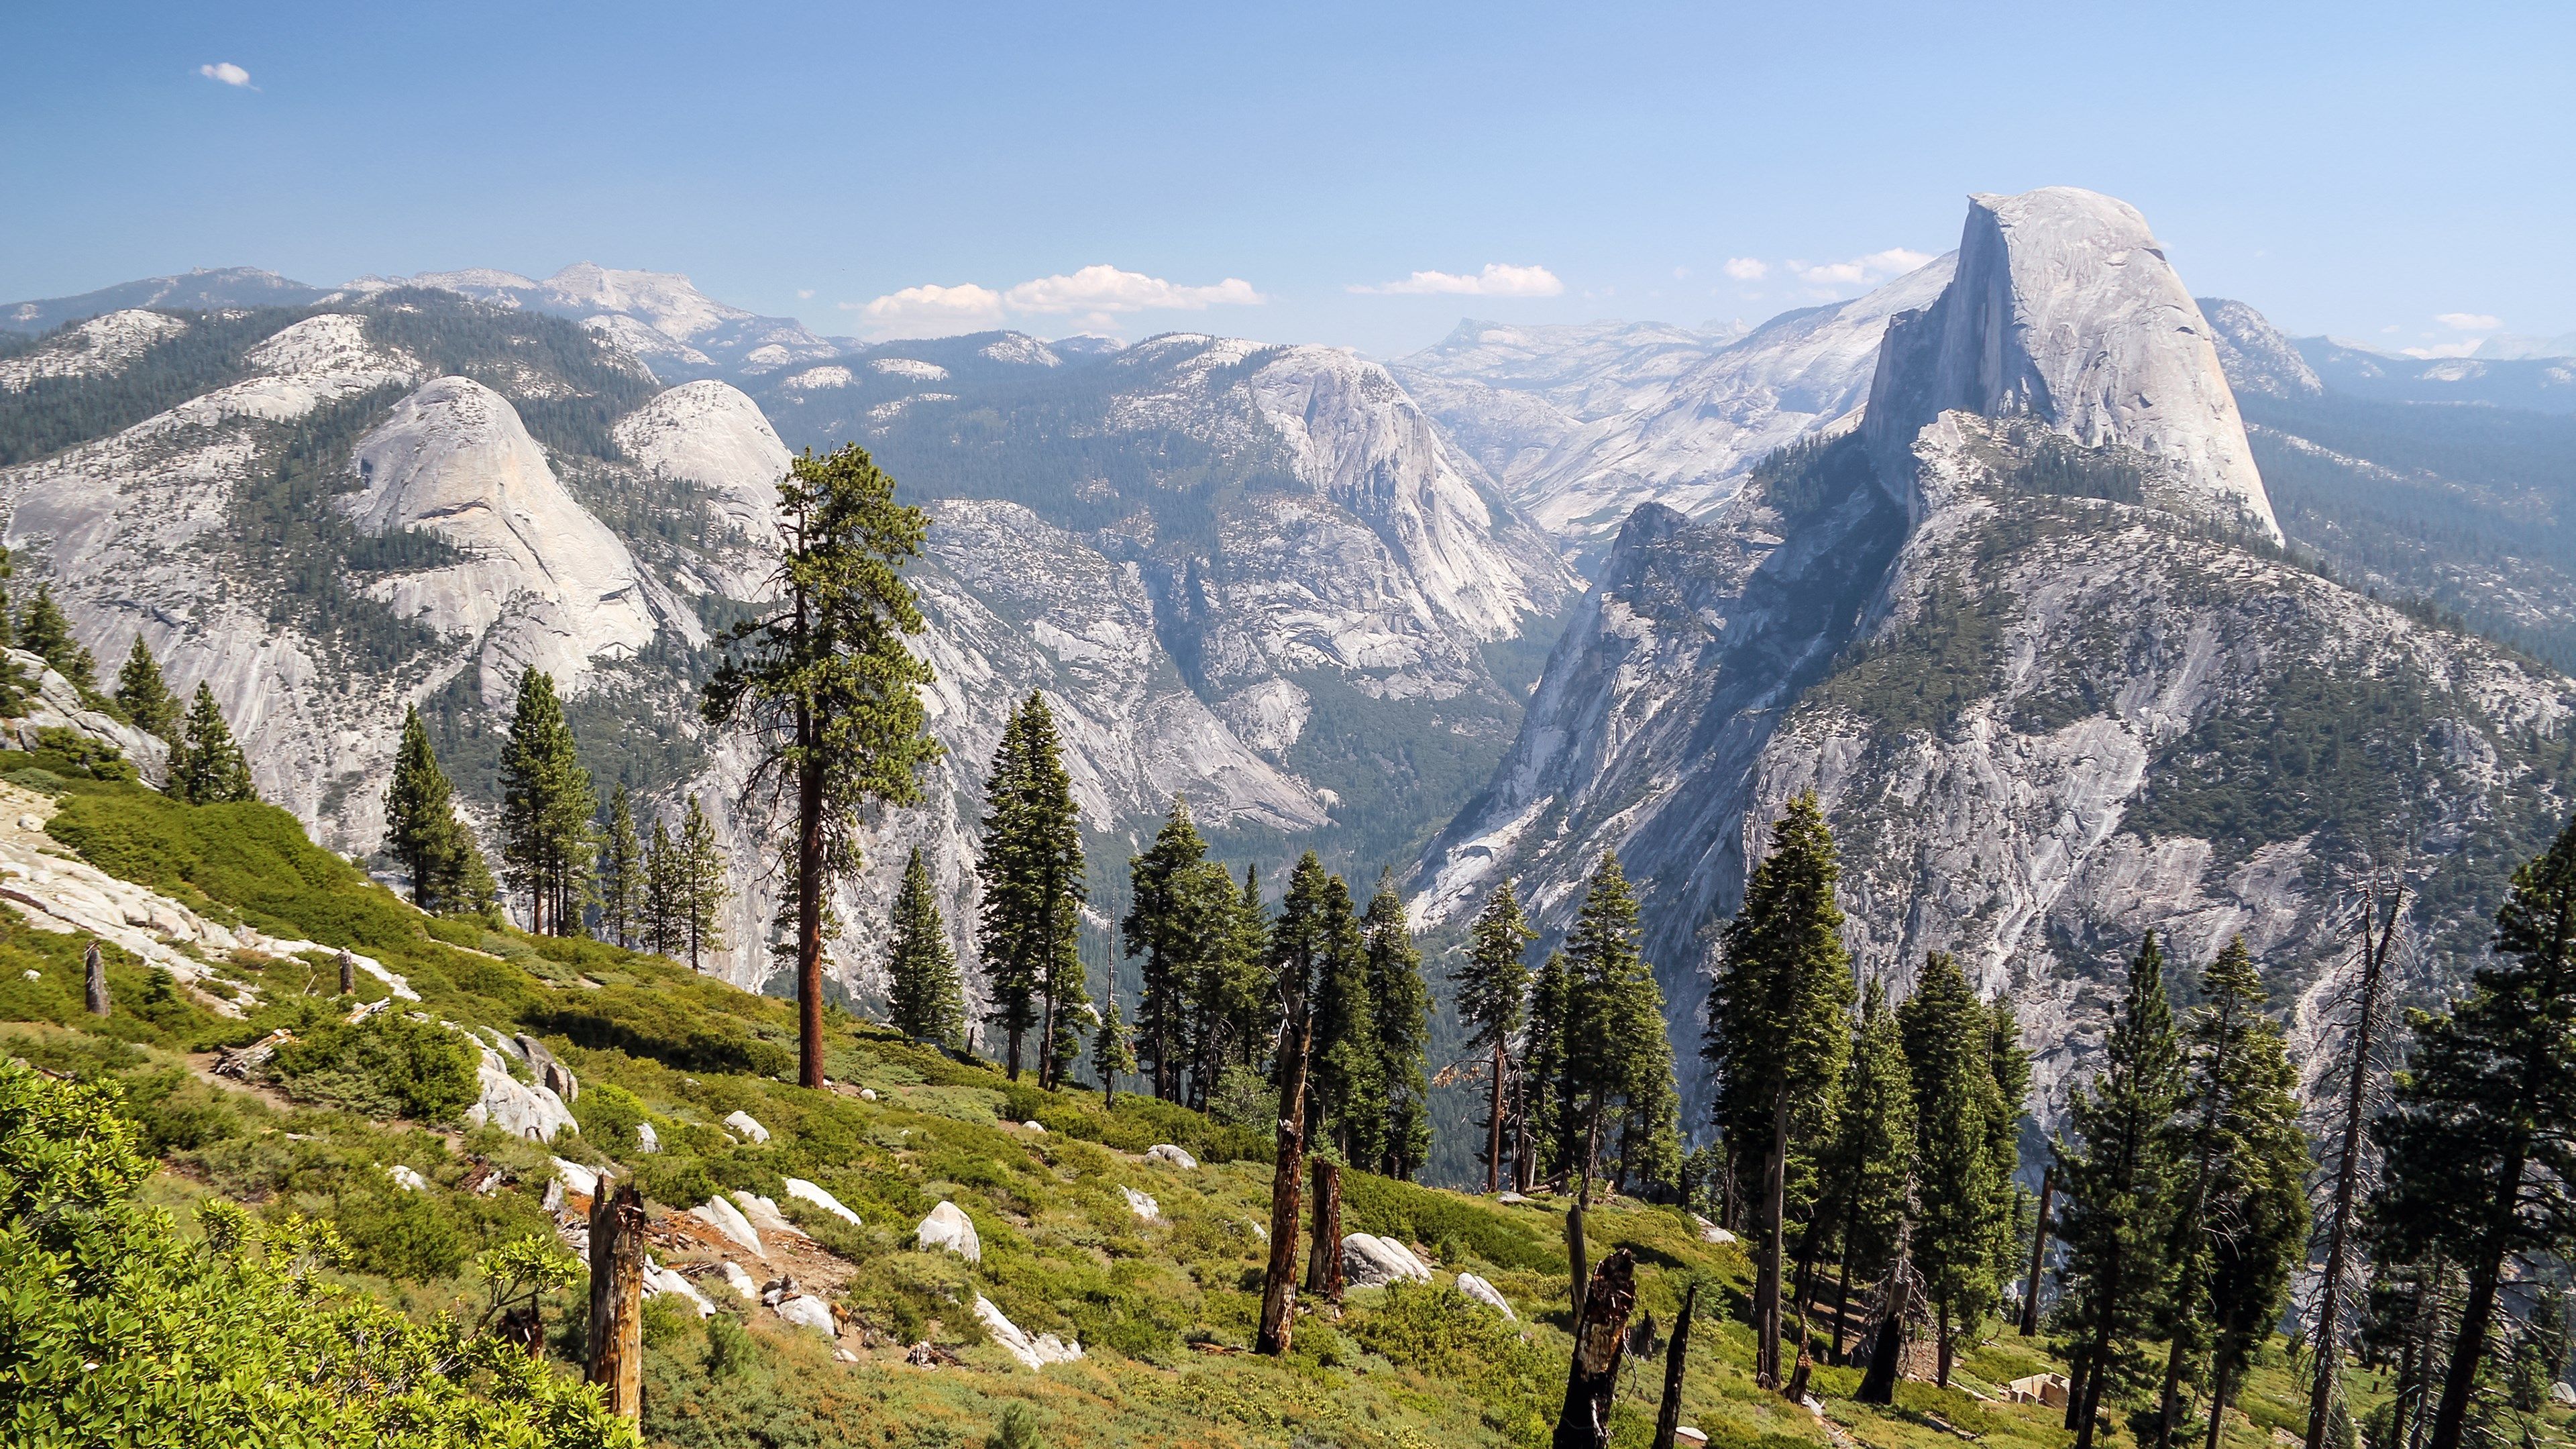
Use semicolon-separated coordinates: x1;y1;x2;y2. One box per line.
976;693;1086;1085
1454;879;1536;1193
1898;951;2013;1386
677;794;730;972
114;636;179;740
886;845;965;1049
1566;853;1680;1195
16;585;94;689
1362;872;1432;1180
643;817;683;959
1307;869;1385;1165
596;784;645;948
1093;980;1136;1106
168;682;257;805
2053;930;2185;1449
1823;982;1915;1360
701;442;941;1089
1124;797;1210;1101
1709;795;1854;1389
497;668;594;936
383;706;458;909
1521;949;1578;1191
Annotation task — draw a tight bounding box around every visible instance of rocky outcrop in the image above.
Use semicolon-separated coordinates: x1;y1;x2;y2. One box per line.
1341;1233;1433;1287
610;380;792;596
916;1201;981;1263
4;651;169;783
344;264;837;379
0;310;191;390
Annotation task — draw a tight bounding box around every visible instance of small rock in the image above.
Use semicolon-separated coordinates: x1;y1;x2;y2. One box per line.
643;1258;716;1318
906;1340;941;1367
17;815;44;831
731;1190;804;1241
722;1110;771;1144
1122;1186;1160;1220
1341;1233;1432;1287
1022;1120;1046;1134
635;1120;660;1153
916;1201;981;1263
2553;1383;2576;1407
859;1087;878;1102
19;969;37;981
834;1347;860;1362
384;1164;428;1192
1691;1214;1737;1245
691;1195;767;1257
785;1177;862;1226
973;1294;1083;1370
1676;1429;1709;1446
1144;1143;1199;1170
1454;1272;1515;1320
1496;1191;1532;1204
550;1157;602;1199
719;1259;761;1302
774;1294;838;1338
542;1177;566;1213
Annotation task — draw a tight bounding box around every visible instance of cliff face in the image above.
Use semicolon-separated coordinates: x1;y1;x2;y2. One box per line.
1416;189;2573;1152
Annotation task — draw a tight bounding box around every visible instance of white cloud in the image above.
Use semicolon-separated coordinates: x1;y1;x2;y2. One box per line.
1722;257;1768;281
796;288;814;300
2400;341;2485;360
1786;248;1935;292
2435;311;2502;331
197;62;255;89
845;265;1262;338
1350;262;1564;297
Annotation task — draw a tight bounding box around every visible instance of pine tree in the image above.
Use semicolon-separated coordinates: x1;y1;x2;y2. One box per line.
1191;862;1274;1102
642;817;683;958
114;636;180;740
1124;797;1210;1101
2370;810;2576;1449
2053;930;2185;1449
975;694;1086;1086
1898;951;2012;1386
1708;795;1854;1388
16;585;94;688
594;786;645;948
765;845;845;981
701;441;941;1089
1454;879;1536;1193
1823;982;1915;1360
383;706;458;909
1566;853;1680;1197
886;846;965;1049
677;794;731;973
168;682;256;804
1093;981;1136;1105
1362;872;1432;1180
1521;949;1577;1191
496;669;595;936
1307;869;1385;1166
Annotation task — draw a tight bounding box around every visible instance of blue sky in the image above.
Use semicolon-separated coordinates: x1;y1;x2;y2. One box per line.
4;1;2570;358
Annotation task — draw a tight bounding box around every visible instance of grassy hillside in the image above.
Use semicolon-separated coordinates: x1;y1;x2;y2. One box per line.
0;761;2381;1448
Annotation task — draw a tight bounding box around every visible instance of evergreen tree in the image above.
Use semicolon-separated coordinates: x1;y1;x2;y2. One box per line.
1454;879;1537;1193
113;636;179;740
168;682;257;805
1093;981;1136;1105
16;584;94;688
1307;869;1385;1166
1362;872;1432;1179
1124;796;1210;1101
496;669;594;936
1986;991;2035;1304
1898;951;2012;1385
975;694;1085;1086
594;785;645;949
701;442;941;1089
677;794;731;973
1708;795;1855;1388
1823;982;1915;1357
2053;930;2185;1449
383;706;458;909
1566;853;1680;1197
886;846;964;1049
1521;949;1578;1190
2371;809;2576;1449
765;845;845;981
1191;862;1274;1102
642;817;683;958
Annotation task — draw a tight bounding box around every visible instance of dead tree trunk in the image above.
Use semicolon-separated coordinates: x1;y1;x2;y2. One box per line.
2021;1163;2055;1336
2308;880;2401;1449
85;941;109;1018
1652;1279;1700;1449
1856;1218;1921;1405
1305;1158;1344;1303
1256;1010;1312;1356
1554;1248;1638;1449
585;1175;647;1425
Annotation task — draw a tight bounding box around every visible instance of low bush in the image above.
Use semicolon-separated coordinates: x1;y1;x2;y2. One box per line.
270;1012;480;1123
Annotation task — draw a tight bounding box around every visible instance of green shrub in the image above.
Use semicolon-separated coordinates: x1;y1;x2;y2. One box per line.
28;726;136;782
571;1080;650;1151
270;1012;480;1123
704;1313;755;1379
3;765;72;795
335;1180;471;1282
1346;1281;1558;1438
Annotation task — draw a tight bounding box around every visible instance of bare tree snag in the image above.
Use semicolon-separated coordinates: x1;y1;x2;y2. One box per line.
1305;1158;1344;1303
1554;1248;1638;1449
2021;1162;2055;1336
585;1175;647;1424
1256;1011;1312;1356
1652;1279;1699;1449
85;941;109;1018
2306;878;2402;1449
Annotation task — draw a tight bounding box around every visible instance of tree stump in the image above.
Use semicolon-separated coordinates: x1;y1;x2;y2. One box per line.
1256;1013;1311;1356
84;941;109;1018
585;1175;647;1424
1652;1279;1699;1449
1305;1159;1344;1304
337;949;356;997
1554;1248;1637;1449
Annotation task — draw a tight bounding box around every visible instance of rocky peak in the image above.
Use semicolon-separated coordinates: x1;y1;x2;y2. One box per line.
1864;187;2278;541
2196;297;2324;400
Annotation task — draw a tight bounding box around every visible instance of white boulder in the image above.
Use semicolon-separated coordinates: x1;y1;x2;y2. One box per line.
718;1259;761;1303
643;1259;716;1318
1341;1233;1432;1287
973;1295;1083;1371
384;1164;427;1192
1122;1186;1160;1221
722;1110;770;1144
1022;1120;1046;1134
731;1191;803;1241
464;1048;577;1141
635;1121;660;1153
916;1201;981;1263
549;1157;601;1198
785;1177;861;1226
774;1294;838;1338
1144;1144;1199;1170
690;1195;765;1258
1691;1214;1737;1245
1454;1273;1515;1320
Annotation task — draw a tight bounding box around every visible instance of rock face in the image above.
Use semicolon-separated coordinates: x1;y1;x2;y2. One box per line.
1396;260;1954;543
1341;1233;1433;1287
610;380;793;596
0;310;191;390
344;264;838;379
4;651;169;783
1416;187;2574;1154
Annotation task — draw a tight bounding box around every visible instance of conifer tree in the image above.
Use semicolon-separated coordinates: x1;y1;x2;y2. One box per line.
765;845;845;981
2370;810;2576;1449
2054;930;2185;1449
701;442;941;1089
1709;795;1855;1388
1521;949;1577;1191
16;584;93;687
977;694;1085;1085
1307;869;1385;1165
1567;853;1680;1196
114;636;180;740
1898;951;2012;1385
886;846;964;1048
1362;872;1432;1180
642;817;682;958
1124;797;1210;1100
383;706;458;909
1824;982;1915;1358
497;668;594;936
168;682;257;804
594;786;644;947
677;795;730;973
1190;862;1273;1102
1093;981;1136;1106
1454;879;1537;1192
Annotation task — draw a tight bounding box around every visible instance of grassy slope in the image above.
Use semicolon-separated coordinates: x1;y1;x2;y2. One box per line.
2;770;2378;1449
